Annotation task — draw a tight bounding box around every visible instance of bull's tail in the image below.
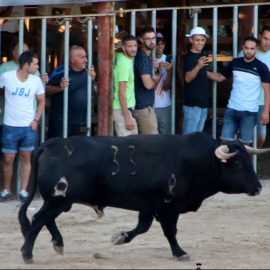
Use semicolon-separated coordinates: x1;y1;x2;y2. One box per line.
18;138;63;239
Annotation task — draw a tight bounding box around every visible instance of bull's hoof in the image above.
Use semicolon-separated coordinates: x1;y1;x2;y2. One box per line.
111;232;128;245
23;257;34;264
174;254;193;261
23;258;33;264
22;250;33;264
53;244;64;256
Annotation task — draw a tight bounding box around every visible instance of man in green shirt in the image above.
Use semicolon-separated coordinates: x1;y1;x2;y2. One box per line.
113;35;138;136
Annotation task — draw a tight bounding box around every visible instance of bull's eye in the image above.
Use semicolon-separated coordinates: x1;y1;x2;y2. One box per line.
234;161;240;167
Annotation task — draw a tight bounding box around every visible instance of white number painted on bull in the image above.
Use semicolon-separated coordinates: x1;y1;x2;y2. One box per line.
129;145;137;175
111;145;119;175
165;174;176;203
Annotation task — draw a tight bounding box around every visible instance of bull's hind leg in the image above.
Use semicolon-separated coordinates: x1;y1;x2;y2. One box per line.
112;212;153;245
21;201;68;264
158;211;192;261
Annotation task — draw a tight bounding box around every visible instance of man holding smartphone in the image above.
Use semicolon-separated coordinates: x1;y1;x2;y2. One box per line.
154;33;173;134
183;26;209;135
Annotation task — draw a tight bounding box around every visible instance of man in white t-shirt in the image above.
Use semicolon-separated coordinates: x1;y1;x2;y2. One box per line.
154;33;172;134
0;42;48;126
238;26;270;148
0;52;45;202
208;36;270;145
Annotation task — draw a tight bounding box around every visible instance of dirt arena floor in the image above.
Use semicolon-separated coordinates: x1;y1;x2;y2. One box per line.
0;178;269;269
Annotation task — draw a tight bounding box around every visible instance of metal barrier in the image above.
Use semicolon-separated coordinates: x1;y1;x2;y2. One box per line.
0;2;269;196
115;2;270;172
0;11;113;198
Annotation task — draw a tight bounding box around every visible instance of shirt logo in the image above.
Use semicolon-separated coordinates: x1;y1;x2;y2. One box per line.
12;87;30;97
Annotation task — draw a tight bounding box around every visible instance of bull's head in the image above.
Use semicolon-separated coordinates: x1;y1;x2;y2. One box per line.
214;144;270;196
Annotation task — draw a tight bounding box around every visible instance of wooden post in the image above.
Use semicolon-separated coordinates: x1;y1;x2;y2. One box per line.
97;2;114;136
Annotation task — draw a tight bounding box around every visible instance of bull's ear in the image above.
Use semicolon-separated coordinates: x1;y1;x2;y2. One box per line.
215;145;238;160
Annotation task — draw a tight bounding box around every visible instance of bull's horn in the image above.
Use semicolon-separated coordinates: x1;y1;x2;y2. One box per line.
215;145;237;160
244;145;270;155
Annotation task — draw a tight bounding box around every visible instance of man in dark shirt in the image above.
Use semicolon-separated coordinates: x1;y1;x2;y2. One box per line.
183;26;210;135
46;45;96;138
134;26;160;134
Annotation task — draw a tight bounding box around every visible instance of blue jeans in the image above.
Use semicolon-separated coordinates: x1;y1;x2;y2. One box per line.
2;125;37;153
256;105;266;136
183;106;207;135
221;108;257;144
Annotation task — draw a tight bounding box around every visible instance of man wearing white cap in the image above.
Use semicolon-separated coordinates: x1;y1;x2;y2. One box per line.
183;26;210;135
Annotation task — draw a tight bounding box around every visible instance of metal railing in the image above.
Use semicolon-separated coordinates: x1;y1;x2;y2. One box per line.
0;11;113;198
115;2;270;171
0;2;270;196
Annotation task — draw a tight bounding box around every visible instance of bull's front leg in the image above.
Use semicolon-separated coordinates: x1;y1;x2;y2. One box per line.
159;212;192;261
111;212;153;245
46;220;64;255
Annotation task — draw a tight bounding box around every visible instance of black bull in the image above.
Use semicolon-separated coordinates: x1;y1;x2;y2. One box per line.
18;132;269;263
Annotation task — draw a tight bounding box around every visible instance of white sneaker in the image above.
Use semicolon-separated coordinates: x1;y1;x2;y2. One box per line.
19;190;29;202
0;189;11;202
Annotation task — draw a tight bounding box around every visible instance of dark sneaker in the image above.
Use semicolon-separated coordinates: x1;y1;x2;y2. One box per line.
0;190;11;202
19;190;29;203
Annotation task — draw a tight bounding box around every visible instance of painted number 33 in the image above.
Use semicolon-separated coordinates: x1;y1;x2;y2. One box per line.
12;87;30;96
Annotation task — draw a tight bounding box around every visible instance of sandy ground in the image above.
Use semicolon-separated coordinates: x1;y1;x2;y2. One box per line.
0;179;270;269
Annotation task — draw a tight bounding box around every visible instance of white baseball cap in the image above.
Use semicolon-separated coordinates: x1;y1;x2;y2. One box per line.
186;27;209;38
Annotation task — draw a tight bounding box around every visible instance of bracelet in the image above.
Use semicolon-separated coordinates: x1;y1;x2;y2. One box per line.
33;119;39;124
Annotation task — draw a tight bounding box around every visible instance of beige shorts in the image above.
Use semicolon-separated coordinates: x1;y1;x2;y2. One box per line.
134;107;158;134
113;109;138;137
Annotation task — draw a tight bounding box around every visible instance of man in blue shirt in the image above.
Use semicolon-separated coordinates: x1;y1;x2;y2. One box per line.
208;36;270;145
46;45;96;138
134;26;160;134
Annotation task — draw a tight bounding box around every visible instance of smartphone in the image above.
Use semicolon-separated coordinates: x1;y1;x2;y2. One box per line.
202;50;209;57
166;55;172;63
